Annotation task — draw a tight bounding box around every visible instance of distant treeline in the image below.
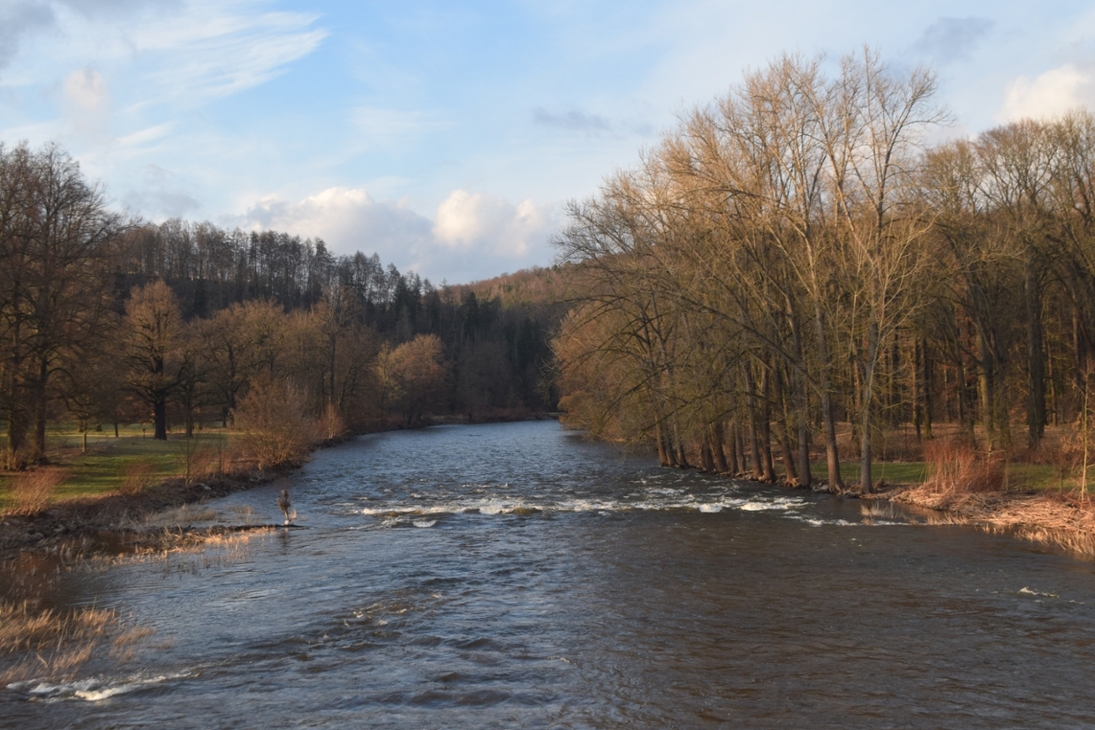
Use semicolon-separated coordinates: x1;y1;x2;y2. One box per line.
0;141;563;468
554;50;1095;493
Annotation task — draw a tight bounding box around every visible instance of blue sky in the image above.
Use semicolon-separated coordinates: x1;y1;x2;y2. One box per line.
3;0;1095;283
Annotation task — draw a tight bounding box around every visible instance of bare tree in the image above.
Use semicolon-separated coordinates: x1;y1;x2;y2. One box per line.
122;280;185;440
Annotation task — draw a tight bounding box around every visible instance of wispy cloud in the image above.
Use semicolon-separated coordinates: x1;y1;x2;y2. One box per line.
914;16;995;64
353;107;450;149
132;3;327;104
121;163;201;218
532;106;652;138
0;1;55;70
533;107;612;133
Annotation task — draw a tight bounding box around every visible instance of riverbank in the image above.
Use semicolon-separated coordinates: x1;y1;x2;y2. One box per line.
883;482;1095;555
0;470;287;560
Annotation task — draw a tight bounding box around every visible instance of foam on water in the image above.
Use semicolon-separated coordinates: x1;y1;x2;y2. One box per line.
8;671;192;702
356;489;824;524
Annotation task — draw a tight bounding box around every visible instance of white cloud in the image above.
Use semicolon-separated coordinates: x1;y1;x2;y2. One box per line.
133;3;327;103
433;190;551;258
242;186;434;257
116;122;172;148
998;63;1095;122
235;187;558;284
63;66;108;110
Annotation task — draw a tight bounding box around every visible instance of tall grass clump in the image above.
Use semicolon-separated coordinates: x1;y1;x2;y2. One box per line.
4;468;69;516
921;438;1005;496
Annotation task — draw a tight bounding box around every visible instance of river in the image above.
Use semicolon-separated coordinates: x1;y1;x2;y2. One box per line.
3;420;1095;728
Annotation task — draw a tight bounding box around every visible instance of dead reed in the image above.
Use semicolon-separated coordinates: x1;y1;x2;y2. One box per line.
4;468;69;516
0;599;116;685
914;438;1004;504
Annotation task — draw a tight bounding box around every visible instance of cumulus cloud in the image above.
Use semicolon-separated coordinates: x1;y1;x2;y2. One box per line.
998;62;1095;122
433;190;552;260
242;187;434;257
913;17;994;64
236;187;557;284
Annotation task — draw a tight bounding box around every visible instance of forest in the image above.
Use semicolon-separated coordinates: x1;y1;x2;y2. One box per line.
0;142;564;470
553;50;1095;495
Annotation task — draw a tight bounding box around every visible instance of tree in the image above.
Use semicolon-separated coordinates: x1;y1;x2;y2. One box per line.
377;334;448;425
0;142;119;466
122;280;185;440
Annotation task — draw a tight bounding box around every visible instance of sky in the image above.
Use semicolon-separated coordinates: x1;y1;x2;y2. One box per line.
3;1;1095;284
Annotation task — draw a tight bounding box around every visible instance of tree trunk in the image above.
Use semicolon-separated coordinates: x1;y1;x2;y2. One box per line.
814;308;843;491
789;312;812;487
774;364;798;484
1026;258;1046;447
858;322;881;495
760;366;775;481
727;421;741;474
32;356;49;462
912;337;922;441
712;423;729;473
154;398;168;440
975;320;996;446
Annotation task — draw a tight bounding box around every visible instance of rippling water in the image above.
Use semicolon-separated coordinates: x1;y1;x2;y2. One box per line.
4;421;1095;728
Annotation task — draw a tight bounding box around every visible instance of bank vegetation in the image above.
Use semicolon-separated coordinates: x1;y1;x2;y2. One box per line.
553;49;1095;506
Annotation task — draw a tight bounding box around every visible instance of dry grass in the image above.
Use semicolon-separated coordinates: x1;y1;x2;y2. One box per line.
895;484;1095;557
4;468;70;516
0;599;116;685
916;438;1004;500
118;461;156;496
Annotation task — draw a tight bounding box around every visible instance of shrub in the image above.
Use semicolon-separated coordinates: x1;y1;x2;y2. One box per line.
231;376;320;471
922;438;1004;495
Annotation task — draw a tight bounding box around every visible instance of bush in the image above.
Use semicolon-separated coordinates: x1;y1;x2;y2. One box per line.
231;377;320;471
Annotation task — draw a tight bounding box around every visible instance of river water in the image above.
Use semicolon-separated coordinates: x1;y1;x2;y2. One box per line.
3;420;1095;728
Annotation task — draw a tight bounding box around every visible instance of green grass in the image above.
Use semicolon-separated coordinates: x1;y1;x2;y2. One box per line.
1;425;232;509
807;460;930;486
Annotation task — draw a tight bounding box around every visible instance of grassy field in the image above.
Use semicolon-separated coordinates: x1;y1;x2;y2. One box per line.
0;425;233;511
